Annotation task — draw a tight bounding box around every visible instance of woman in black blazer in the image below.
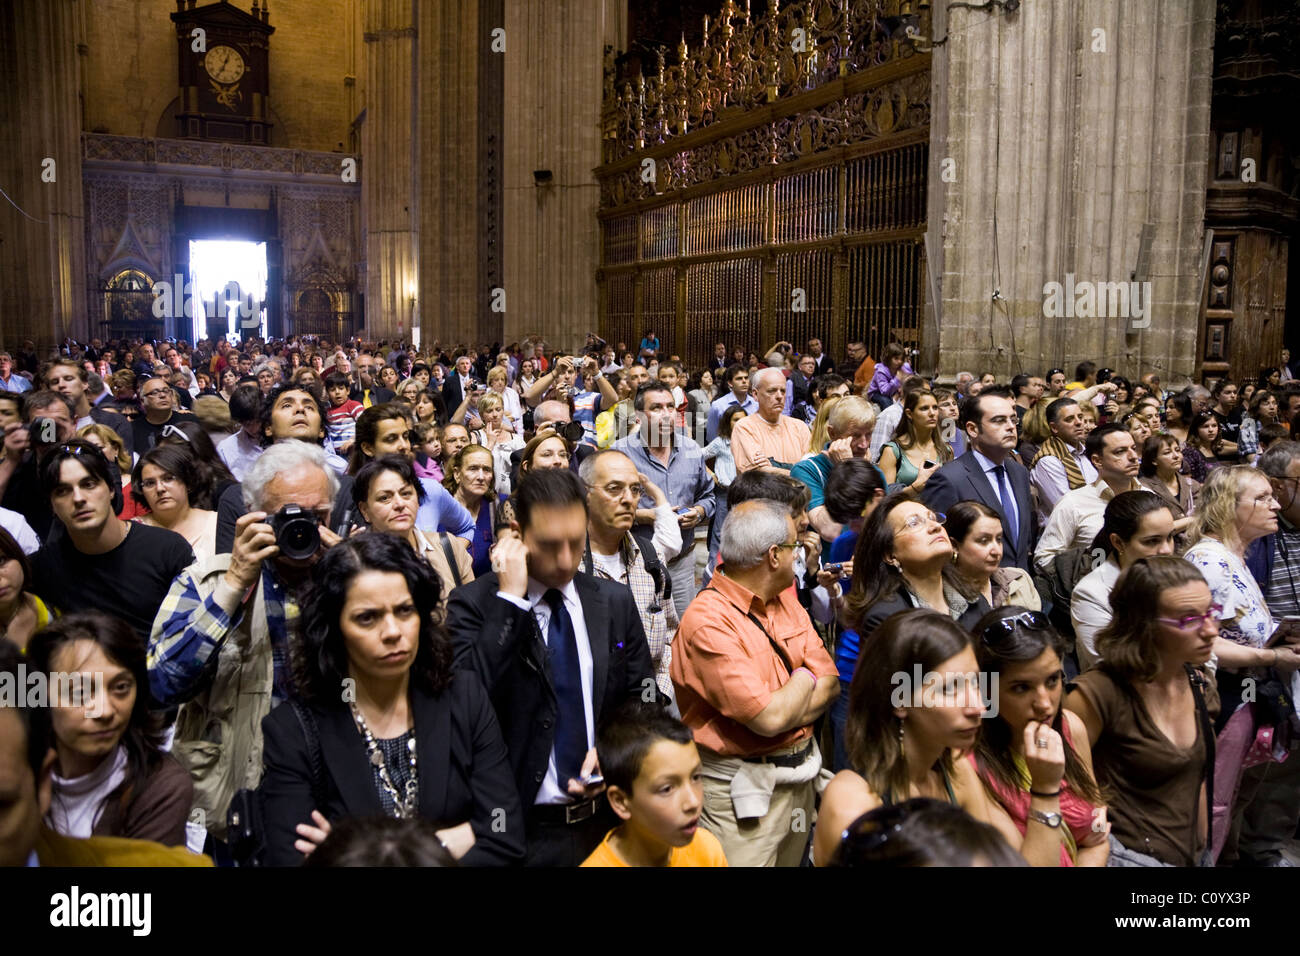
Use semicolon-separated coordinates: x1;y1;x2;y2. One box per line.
259;533;524;866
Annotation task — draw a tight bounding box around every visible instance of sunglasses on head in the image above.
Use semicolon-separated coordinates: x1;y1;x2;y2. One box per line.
980;610;1050;643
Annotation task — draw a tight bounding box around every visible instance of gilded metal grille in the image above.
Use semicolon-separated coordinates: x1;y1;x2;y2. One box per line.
602;214;638;266
685;184;766;256
596;0;930;368
845;240;924;359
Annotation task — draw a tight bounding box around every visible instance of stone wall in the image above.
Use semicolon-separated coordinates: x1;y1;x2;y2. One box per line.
929;0;1216;388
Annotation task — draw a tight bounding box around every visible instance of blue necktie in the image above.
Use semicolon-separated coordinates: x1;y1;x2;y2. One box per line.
993;464;1018;550
543;588;587;785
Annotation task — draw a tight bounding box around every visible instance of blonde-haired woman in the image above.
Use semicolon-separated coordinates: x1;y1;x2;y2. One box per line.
485;365;522;430
77;423;146;520
442;444;500;577
471;392;523;495
1183;465;1291;668
808;395;842;458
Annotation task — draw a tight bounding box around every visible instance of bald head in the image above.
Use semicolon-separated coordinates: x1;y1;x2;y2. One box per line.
535;400;572;428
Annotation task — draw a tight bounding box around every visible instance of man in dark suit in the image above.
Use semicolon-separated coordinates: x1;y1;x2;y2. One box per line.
806;337;834;376
709;341;729;373
349;361;395;408
441;354;477;417
923;387;1034;571
446;468;655;866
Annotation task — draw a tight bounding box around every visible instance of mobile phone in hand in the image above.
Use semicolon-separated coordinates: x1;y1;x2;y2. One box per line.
822;563;844;574
923;459;937;469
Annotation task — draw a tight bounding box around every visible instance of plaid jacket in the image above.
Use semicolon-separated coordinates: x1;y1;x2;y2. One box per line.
580;533;679;699
148;553;274;841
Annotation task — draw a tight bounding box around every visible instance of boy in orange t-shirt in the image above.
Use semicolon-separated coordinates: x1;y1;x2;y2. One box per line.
581;704;728;867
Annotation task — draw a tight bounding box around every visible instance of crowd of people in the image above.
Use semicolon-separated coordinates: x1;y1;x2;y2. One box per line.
3;330;1300;868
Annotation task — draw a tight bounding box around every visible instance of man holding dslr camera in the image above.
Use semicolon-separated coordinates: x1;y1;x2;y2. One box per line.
149;441;344;855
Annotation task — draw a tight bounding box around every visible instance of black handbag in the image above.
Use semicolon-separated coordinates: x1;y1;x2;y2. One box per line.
227;700;327;867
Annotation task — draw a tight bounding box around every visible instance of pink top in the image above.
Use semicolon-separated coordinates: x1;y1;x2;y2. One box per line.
971;719;1097;866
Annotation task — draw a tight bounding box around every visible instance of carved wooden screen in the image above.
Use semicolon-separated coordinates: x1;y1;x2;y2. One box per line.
597;0;931;368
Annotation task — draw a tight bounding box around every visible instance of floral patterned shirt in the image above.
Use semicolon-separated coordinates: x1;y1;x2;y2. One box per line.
1184;537;1275;648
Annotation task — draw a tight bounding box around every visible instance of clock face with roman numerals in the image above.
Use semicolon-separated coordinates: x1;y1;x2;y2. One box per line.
204;45;246;84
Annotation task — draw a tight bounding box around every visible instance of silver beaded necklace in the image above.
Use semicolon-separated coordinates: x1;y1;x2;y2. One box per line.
349;700;418;818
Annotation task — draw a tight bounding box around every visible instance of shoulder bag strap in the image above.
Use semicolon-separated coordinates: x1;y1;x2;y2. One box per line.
1185;663;1215;860
702;585;795;675
289;700;328;811
438;532;464;589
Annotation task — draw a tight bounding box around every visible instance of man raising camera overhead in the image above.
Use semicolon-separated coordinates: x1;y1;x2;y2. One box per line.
148;440;344;856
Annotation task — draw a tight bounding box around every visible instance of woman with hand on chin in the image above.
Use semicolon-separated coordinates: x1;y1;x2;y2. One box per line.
259;534;524;866
813;609;1014;865
972;608;1109;866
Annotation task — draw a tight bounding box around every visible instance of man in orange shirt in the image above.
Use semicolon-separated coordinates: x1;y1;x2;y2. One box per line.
838;340;875;392
670;499;839;866
730;368;812;475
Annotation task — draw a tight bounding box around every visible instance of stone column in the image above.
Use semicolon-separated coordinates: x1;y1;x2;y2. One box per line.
361;0;418;343
0;0;88;349
500;0;623;354
414;0;486;350
928;0;1215;385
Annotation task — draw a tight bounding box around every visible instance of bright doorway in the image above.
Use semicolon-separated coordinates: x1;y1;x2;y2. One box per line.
188;239;267;341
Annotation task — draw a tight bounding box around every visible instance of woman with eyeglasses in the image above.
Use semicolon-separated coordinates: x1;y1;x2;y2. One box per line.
131;444;219;565
813;609;1004;866
1184;466;1300;682
973;607;1109;866
1066;557;1221;866
830;492;992;771
352;456;473;612
1072;491;1178;671
828;797;1027;867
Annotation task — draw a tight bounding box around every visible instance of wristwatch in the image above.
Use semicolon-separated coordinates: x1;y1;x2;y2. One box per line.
1028;808;1063;829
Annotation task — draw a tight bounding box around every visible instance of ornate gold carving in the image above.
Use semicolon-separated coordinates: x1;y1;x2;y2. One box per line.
602;0;928;168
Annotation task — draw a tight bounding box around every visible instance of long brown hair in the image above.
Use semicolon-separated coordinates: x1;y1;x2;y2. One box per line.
1096;556;1209;683
844;609;971;800
972;608;1105;806
892;388;952;462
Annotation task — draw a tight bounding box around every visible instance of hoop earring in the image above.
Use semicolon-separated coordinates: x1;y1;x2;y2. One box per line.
898;717;906;761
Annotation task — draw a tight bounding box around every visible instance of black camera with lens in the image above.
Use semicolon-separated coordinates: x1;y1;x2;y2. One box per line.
270;504;321;560
556;420;585;444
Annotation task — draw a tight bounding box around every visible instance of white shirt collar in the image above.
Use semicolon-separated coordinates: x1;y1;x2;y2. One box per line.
526;576;579;611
